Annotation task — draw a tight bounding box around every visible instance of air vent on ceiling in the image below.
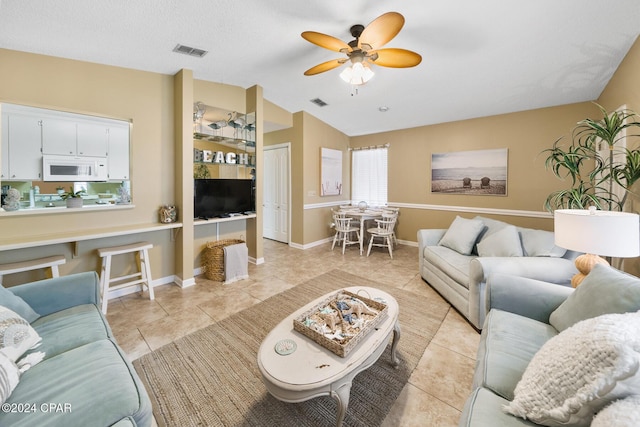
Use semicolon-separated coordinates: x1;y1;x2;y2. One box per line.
310;98;328;107
173;44;208;58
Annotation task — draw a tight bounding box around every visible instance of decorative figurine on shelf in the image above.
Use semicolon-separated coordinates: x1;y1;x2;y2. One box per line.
117;186;131;205
159;205;177;223
2;188;21;211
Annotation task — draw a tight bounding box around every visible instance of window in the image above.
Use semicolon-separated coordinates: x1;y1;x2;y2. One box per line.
351;146;388;206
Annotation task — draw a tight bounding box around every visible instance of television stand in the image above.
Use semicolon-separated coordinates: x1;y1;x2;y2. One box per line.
194;213;258;240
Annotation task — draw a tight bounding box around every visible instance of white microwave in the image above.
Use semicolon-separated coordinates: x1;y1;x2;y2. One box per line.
43;155;108;182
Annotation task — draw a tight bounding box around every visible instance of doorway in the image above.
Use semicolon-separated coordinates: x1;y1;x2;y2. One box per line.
263;143;290;243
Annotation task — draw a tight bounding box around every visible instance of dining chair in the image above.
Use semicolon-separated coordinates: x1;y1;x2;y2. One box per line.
366;215;397;258
331;214;361;254
381;208;399;245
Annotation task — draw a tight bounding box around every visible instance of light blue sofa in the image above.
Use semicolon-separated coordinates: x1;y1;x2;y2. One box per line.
418;216;579;329
460;266;640;426
0;272;153;427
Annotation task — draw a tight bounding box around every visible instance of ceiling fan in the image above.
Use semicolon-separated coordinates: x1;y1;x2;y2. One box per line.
301;12;422;84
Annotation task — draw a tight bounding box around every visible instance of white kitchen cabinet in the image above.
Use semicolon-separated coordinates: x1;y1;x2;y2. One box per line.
2;103;130;182
41;117;76;156
4;113;42;180
107;124;130;180
42;118;109;157
77;121;109;157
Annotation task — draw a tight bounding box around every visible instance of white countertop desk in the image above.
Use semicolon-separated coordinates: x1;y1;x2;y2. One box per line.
0;222;183;255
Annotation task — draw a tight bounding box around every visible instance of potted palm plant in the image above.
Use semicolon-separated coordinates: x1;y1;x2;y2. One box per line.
60;186;85;208
542;103;640;212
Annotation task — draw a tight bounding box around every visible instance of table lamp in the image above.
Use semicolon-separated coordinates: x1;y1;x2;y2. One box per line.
554;207;640;287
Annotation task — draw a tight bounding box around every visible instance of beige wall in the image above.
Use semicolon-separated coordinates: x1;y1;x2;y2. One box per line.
0;51;261;286
597;36;640;275
351;103;596;240
0;49;176;285
598;36;640;117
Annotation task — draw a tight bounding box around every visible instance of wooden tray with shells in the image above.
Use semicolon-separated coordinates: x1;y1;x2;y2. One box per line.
293;289;388;358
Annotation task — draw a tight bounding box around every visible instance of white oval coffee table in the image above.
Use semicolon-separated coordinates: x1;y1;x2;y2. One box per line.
257;286;400;427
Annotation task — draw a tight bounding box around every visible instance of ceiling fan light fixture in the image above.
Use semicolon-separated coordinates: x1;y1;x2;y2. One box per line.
340;62;374;85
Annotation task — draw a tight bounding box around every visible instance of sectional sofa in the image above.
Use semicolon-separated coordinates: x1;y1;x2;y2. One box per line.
460;264;640;426
0;272;152;426
418;215;579;329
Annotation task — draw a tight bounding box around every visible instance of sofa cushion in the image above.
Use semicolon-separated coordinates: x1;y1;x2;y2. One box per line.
549;264;640;332
0;352;20;405
0;286;39;323
476;225;523;257
29;304;111;361
438;216;485;255
503;311;640;427
473;309;557;401
460;387;540;427
0;339;152;427
591;395;640;427
423;245;475;288
518;228;566;258
0;306;42;363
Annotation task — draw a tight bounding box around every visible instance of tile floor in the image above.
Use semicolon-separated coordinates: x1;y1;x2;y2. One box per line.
106;239;481;427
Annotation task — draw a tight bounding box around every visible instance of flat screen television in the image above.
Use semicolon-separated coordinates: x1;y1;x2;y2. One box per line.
194;179;255;219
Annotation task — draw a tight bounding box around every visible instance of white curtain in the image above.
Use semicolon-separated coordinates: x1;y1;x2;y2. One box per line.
351;147;388;207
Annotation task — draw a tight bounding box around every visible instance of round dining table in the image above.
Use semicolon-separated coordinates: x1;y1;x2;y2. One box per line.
339;209;383;255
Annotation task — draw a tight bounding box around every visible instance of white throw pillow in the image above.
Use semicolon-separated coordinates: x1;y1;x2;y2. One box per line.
438;216;485;255
503;311;640;427
591;395;640;427
0;306;42;362
476;225;523;257
0;352;20;405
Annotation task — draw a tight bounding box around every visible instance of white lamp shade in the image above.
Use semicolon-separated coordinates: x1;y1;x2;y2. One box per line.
554;208;640;257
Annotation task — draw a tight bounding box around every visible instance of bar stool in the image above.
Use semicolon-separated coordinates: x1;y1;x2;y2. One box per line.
97;242;154;314
0;255;66;285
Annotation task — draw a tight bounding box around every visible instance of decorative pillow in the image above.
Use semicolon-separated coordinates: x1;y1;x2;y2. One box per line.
438;216;485;255
591;395;640;427
0;285;39;323
476;225;524;257
0;306;42;362
503;311;640;427
473;216;508;239
0;352;20;405
519;228;567;258
550;264;640;332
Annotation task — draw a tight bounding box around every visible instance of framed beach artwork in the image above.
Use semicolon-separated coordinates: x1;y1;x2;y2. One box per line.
320;147;343;196
431;148;508;195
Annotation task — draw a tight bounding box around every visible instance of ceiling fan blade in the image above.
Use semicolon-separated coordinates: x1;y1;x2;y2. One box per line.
358;12;405;50
301;31;350;52
370;48;422;68
304;59;345;76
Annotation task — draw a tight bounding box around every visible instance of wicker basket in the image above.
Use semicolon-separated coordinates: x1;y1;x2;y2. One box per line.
293;289;388;358
202;239;245;281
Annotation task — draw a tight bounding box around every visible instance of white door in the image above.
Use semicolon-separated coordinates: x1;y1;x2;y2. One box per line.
264;145;289;243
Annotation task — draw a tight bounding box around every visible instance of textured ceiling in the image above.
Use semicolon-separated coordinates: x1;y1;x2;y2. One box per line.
0;0;638;136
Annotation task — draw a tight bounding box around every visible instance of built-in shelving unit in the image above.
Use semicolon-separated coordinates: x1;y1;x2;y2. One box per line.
192;107;255;179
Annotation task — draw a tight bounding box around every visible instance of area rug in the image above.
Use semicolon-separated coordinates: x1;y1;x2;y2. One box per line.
133;269;450;427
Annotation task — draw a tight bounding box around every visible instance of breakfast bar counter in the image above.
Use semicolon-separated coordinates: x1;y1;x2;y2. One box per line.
0;222;183;253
